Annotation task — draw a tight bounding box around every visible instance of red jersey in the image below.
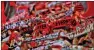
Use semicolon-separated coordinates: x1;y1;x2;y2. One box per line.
30;41;37;48
2;42;9;50
9;32;18;43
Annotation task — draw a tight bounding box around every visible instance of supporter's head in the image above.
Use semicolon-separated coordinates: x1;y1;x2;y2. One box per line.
64;1;72;11
74;3;85;16
28;22;31;26
49;6;55;12
21;41;29;50
55;3;62;11
61;2;65;7
65;2;72;7
73;38;79;45
14;30;19;34
58;12;65;17
7;29;13;35
59;37;64;40
64;6;70;11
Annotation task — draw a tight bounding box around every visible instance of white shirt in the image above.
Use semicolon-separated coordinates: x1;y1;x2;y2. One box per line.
15;46;21;50
60;32;66;37
52;40;65;47
47;2;57;7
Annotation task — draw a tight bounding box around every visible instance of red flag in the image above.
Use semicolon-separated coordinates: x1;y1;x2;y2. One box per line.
10;1;16;7
1;2;6;25
83;2;94;17
18;6;28;10
35;2;46;11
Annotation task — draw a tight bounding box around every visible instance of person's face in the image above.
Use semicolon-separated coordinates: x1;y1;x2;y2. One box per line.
75;11;80;16
28;23;31;26
81;11;85;14
60;38;63;40
65;7;70;11
8;30;12;35
75;11;85;16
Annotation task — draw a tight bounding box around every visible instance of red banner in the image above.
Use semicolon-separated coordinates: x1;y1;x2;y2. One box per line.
10;1;16;7
83;2;94;17
1;2;6;25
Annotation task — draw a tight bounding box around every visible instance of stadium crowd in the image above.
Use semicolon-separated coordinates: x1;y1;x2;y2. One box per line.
1;1;94;50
